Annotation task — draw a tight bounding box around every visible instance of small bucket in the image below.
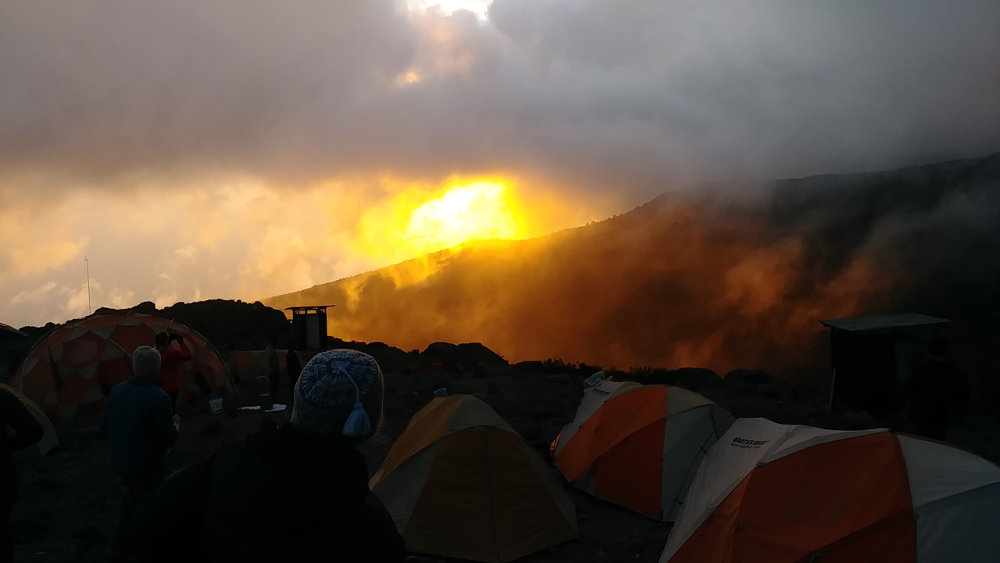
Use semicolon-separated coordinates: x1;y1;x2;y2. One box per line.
259;393;273;412
208;396;224;414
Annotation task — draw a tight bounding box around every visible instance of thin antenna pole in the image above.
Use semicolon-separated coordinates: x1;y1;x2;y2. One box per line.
85;256;92;314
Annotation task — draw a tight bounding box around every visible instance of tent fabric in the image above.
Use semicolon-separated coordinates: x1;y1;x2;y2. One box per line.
0;322;26;337
10;310;233;423
551;381;733;521
370;394;578;563
227;349;290;382
660;417;1000;563
1;382;58;457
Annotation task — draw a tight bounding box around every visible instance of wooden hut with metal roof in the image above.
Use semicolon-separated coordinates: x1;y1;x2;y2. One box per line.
820;313;950;417
285;305;334;350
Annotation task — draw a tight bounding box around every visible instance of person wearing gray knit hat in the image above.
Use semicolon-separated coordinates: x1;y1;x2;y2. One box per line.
104;345;178;562
290;349;384;442
132;345;162;380
129;347;404;562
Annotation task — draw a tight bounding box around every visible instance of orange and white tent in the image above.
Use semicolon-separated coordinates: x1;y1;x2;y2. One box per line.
11;310;233;423
370;394;578;563
661;417;1000;562
550;380;733;521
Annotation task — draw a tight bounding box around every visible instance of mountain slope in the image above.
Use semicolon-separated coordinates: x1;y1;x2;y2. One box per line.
264;154;1000;387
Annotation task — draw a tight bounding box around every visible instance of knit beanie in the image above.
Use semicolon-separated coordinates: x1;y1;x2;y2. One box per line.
133;345;161;379
290;349;384;443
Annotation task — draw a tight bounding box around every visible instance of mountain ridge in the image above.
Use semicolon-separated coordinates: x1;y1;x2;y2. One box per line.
263;153;999;394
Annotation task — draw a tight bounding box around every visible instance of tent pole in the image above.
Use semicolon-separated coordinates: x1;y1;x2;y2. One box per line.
85;257;92;315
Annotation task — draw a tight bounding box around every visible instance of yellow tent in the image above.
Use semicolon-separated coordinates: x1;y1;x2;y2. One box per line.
370;394;578;563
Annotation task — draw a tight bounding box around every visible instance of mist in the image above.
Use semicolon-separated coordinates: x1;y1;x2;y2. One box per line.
2;0;999;331
266;155;1000;386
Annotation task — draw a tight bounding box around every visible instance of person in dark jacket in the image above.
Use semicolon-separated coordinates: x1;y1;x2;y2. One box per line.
285;343;303;403
131;349;404;563
155;331;192;409
0;387;44;563
104;345;178;562
264;341;281;403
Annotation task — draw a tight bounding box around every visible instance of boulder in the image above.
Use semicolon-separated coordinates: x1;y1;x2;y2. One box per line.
724;368;776;395
669;367;724;393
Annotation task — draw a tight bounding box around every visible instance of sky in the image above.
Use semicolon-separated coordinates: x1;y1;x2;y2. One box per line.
1;0;999;330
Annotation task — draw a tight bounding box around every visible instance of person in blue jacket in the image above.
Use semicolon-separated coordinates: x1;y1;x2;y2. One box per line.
104;345;178;562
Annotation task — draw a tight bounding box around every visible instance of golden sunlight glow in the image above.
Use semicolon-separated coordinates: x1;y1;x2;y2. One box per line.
1;170;615;328
348;174;608;278
407;0;490;21
394;69;423;86
402;181;518;253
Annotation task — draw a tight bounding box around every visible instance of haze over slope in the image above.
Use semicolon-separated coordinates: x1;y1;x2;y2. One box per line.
3;2;999;330
264;154;1000;385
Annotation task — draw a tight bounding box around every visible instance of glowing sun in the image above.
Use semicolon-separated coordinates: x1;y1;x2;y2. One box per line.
402;181;518;252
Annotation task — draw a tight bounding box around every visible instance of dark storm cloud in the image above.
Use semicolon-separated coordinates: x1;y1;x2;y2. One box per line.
486;0;1000;185
1;0;998;196
0;0;418;186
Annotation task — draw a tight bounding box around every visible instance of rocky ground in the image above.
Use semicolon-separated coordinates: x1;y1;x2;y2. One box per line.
8;341;1000;562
